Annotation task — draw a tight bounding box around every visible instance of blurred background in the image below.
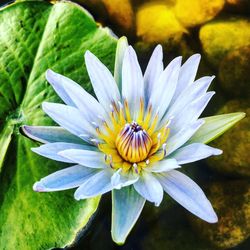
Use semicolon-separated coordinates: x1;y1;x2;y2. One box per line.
2;0;249;249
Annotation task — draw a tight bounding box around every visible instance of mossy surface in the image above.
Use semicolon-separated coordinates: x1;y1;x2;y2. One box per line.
200;18;250;67
207;100;250;177
190;181;250;249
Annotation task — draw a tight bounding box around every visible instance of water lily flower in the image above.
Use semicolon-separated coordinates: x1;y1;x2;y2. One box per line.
22;36;224;244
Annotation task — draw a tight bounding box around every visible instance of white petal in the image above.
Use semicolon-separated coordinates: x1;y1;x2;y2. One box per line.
160;76;214;127
149;56;182;121
170;143;222;164
122;46;144;119
172;54;201;102
74;169;113;200
114;36;128;92
111;169;139;189
85;50;121;111
169;92;215;134
166;119;204;155
111;186;145;244
111;169;122;188
146;158;180;173
58;149;106;169
134;172;163;206
46;69;106;123
21;125;83;144
42;102;97;140
32;142;95;163
144;45;163;104
157;170;218;223
45;69;75;106
33;165;98;192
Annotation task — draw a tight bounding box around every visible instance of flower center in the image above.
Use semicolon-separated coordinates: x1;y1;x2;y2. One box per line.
115;121;152;163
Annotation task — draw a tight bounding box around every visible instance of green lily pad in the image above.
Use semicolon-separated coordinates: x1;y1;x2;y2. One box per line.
0;1;116;249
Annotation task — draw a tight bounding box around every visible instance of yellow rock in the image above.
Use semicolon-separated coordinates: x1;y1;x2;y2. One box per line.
199;18;250;67
219;46;250;98
136;2;185;43
102;0;134;32
174;0;225;27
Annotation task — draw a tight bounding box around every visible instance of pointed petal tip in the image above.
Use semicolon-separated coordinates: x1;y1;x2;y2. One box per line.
112;236;126;246
118;36;128;44
45;69;57;83
230;112;246;123
205;211;218;224
239;112;246;119
74;191;84;201
176;55;182;63
42;101;54;112
84;50;95;62
41;101;49;109
190;53;201;62
84;49;91;57
194;53;201;58
171;56;182;68
126;45;135;56
155;44;163;50
45;68;53;76
154;201;161;207
154;44;163;54
85;50;98;61
74;196;81;201
214;148;223;155
31;147;39;153
33;181;46;192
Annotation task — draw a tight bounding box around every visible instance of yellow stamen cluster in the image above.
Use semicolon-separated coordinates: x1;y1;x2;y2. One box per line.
97;99;170;173
116;122;152;163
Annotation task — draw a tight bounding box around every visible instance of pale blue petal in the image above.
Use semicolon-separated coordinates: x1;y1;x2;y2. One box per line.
122;46;144;119
160;76;214;128
74;169;113;200
172;54;201;102
134;172;163;206
32;142;96;163
146;158;180;173
85;50;121;111
58;149;106;168
114;36;128;92
33;165;98;192
111;186;145;244
170;143;222;164
166;119;204;155
111;169;122;188
46;69;107;124
144;45;163;104
149;56;182;121
42;102;97;140
157;170;218;223
45;69;75;106
169;92;215;134
21;125;84;144
111;169;139;189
